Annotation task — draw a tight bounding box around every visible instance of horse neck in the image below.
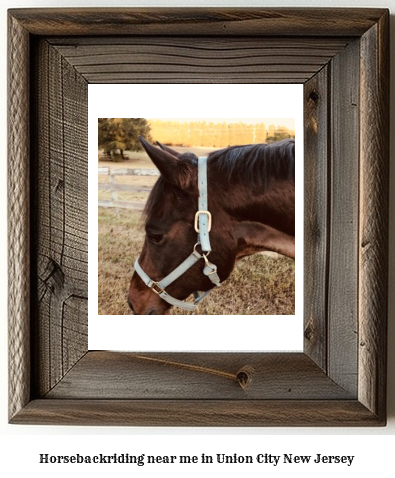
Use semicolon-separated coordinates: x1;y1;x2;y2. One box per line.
212;177;295;236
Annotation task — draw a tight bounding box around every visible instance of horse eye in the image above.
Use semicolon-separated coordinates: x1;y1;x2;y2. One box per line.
148;233;164;244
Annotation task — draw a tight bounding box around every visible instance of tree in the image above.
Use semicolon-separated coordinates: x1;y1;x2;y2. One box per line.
266;125;294;143
98;118;152;160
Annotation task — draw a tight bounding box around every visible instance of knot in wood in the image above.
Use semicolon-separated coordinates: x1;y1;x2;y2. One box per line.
236;365;255;390
308;90;319;103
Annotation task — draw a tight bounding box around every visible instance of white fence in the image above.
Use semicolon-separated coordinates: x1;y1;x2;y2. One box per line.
98;167;159;210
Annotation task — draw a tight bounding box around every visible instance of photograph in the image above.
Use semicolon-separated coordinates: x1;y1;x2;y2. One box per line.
97;118;296;316
88;84;303;352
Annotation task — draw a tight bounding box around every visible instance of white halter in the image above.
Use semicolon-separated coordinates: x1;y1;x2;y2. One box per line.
134;156;221;312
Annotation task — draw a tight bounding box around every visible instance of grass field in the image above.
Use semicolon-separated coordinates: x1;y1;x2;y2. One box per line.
98;208;295;315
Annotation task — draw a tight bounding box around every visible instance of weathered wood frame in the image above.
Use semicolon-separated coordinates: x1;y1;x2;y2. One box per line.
8;8;389;426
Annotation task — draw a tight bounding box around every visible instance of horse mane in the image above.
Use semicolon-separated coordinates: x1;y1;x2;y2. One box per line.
208;139;295;189
144;139;295;219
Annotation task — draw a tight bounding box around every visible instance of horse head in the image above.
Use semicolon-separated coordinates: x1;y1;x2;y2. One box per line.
128;137;237;315
128;137;295;315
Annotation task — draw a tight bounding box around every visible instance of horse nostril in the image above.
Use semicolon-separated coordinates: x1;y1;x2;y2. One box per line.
148;309;158;315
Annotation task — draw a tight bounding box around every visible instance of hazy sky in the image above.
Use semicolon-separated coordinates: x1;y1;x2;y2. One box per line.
149;118;295;129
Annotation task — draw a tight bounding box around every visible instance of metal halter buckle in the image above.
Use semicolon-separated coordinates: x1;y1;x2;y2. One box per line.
194;210;212;233
150;281;165;295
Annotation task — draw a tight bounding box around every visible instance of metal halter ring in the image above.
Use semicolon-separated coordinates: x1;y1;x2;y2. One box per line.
193;242;210;257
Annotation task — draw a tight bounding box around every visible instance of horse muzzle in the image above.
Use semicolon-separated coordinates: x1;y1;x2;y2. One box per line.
128;274;171;315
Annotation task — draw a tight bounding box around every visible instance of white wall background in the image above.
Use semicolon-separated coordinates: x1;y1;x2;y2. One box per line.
1;0;394;475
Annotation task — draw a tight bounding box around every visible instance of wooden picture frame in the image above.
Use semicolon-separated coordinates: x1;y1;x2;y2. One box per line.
8;8;389;426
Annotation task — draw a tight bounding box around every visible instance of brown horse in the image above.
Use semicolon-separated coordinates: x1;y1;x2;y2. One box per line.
128;136;295;315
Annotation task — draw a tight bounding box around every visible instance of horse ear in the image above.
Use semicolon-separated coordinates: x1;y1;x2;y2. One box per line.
156;141;181;157
139;136;193;189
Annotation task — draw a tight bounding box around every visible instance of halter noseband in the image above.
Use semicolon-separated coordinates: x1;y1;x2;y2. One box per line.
134;156;221;312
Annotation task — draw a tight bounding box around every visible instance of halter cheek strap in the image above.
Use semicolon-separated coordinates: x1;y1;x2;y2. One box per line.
134;156;221;312
196;154;211;253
